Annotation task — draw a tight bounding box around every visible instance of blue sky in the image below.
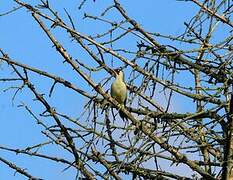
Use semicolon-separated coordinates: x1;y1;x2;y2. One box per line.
0;0;209;179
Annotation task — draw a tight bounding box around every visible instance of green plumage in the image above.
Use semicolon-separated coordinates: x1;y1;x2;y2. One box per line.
111;70;127;119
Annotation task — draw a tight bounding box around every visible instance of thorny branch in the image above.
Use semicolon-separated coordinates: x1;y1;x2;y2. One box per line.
0;0;232;179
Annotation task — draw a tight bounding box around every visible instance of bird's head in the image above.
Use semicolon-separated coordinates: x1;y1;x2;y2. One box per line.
113;68;124;81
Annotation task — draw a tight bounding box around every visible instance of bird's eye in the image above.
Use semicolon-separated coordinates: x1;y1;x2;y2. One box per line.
114;69;120;74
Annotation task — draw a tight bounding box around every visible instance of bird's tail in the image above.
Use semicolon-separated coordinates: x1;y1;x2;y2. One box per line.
119;110;127;121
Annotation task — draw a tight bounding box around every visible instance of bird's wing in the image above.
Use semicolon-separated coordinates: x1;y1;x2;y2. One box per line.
124;86;127;106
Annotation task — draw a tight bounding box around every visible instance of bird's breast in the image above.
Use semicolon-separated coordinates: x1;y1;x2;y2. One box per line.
111;80;127;104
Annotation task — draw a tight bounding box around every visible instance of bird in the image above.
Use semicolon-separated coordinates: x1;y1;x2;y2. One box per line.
111;68;127;120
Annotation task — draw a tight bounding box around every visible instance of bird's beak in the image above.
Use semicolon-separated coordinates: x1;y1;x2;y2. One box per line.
113;68;120;76
112;69;117;77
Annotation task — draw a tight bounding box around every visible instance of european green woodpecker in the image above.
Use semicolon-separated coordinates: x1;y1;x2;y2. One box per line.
111;69;127;120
